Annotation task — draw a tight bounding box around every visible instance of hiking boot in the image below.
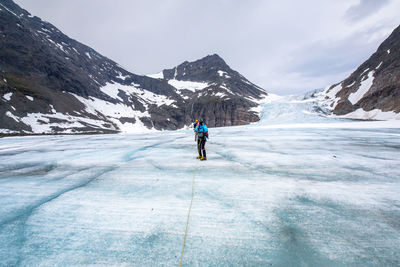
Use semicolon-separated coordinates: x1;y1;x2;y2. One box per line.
196;155;201;159
200;157;207;161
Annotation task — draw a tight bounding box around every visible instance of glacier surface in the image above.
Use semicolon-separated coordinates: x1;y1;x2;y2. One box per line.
0;97;400;266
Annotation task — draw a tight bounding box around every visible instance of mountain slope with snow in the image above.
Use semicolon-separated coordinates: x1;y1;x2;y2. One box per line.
0;0;186;134
147;54;268;127
317;25;400;120
0;0;267;135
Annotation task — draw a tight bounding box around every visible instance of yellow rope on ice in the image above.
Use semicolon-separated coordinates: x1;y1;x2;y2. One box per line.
179;162;196;267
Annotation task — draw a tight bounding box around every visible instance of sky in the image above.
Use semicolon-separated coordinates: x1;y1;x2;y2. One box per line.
14;0;400;95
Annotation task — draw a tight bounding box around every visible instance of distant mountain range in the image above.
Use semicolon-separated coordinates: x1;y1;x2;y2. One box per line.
1;0;399;135
0;0;267;134
317;25;400;120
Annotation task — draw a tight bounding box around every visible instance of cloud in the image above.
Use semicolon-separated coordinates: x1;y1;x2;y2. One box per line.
11;0;400;96
345;0;390;23
286;24;393;77
258;23;396;95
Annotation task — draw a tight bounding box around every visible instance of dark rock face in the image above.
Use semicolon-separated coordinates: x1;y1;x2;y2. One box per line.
0;0;267;134
156;54;267;127
323;25;400;118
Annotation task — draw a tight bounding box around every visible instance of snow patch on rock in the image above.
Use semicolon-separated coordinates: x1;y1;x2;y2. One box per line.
168;79;209;93
49;104;56;113
360;68;369;76
321;83;343;109
100;82;174;107
219;83;234;95
3;93;12;101
146;71;164;79
348;71;374;105
116;72;129;80
338;108;400;121
5;111;19;122
326;83;342;99
217;70;231;78
214;92;227;98
346;81;355;88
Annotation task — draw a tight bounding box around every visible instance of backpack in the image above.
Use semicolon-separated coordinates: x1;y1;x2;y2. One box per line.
197;125;206;138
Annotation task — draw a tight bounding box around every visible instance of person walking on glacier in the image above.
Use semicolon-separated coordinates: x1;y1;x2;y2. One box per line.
194;119;208;160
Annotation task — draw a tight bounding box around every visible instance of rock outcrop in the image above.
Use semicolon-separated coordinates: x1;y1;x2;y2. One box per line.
319;25;400;120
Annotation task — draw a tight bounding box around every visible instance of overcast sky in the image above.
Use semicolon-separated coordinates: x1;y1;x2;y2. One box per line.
14;0;400;95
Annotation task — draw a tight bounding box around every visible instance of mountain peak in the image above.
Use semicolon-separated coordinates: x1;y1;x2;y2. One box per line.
201;53;225;62
194;53;228;68
162;54;232;81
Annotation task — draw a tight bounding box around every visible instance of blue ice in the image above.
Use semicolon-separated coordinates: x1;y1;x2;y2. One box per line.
0;97;399;266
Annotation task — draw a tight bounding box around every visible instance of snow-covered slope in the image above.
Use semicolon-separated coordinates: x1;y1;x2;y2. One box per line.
318;25;400;120
0;0;185;134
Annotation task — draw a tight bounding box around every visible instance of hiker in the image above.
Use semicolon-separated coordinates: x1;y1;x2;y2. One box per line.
193;120;199;141
194;119;208;160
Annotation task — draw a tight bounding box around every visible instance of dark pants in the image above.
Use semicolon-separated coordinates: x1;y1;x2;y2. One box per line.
197;137;206;158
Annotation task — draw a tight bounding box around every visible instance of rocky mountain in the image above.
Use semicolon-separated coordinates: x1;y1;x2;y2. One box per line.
147;54;267;127
317;25;400;120
0;0;267;135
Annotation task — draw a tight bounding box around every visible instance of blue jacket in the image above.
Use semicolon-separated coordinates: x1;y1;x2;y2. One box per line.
195;124;208;137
